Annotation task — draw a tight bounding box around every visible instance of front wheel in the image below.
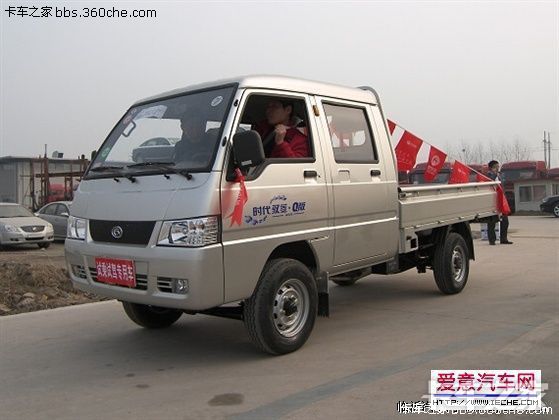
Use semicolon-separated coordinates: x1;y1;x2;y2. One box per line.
243;258;317;355
433;232;469;294
38;242;50;249
553;204;559;218
122;302;183;329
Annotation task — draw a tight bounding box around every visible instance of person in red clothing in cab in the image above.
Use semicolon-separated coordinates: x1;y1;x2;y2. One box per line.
254;99;310;158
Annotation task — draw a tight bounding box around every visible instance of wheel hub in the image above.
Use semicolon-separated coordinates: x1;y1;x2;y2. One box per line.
452;248;465;283
272;279;309;338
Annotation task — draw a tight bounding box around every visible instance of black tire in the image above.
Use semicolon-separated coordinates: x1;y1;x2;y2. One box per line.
433;232;469;294
122;302;183;329
243;258;317;355
332;278;358;287
553;204;559;218
38;242;51;249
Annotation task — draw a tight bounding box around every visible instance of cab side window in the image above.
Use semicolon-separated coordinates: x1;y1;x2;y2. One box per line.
238;94;313;160
323;103;378;163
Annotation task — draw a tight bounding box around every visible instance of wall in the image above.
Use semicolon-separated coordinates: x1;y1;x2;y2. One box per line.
514;180;559;211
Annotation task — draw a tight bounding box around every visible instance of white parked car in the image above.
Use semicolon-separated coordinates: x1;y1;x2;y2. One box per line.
131;137;180;163
0;203;54;249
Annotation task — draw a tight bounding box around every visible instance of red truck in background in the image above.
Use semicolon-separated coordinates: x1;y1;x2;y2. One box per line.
46;183;77;203
547;168;559;179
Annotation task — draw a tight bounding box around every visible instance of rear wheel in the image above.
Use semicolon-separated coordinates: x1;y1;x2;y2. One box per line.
244;258;317;355
433;232;469;294
122;302;183;329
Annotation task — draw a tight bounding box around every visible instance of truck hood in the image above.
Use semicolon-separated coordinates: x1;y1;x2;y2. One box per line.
71;173;217;221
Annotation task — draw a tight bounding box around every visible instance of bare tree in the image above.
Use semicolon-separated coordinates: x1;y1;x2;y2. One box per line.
440;138;532;165
511;136;532;161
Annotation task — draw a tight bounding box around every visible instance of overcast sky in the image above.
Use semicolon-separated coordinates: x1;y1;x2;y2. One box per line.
1;0;558;165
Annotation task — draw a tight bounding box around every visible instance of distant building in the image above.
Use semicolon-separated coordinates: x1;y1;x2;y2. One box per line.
0;156;88;210
514;179;559;212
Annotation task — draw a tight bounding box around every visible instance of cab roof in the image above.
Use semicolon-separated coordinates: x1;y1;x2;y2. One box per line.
135;75;379;106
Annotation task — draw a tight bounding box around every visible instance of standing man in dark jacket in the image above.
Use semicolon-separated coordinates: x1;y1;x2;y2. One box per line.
487;160;513;245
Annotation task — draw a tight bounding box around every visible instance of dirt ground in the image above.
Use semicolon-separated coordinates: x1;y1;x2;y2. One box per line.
0;242;105;315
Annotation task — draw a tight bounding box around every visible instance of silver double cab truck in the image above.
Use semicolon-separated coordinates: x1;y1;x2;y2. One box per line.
65;76;498;354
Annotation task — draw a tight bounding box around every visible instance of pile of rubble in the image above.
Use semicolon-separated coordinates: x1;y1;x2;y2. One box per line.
0;262;106;315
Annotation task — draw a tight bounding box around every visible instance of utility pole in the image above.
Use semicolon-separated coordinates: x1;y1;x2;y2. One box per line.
543;131;550;169
548;132;552;168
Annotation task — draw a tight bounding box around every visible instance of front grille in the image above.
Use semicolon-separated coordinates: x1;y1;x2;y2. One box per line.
25;237;44;241
89;220;155;245
21;225;45;233
89;267;148;290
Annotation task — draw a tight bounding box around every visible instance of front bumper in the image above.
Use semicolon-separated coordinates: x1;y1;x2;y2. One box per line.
1;229;54;245
65;239;225;311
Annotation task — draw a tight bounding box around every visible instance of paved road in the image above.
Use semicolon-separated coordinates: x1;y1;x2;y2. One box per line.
1;216;557;420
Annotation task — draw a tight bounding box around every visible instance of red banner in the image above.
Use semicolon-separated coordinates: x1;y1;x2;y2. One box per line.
395;131;423;171
387;119;396;135
496;185;511;216
227;168;248;227
424;146;447;182
449;160;471;184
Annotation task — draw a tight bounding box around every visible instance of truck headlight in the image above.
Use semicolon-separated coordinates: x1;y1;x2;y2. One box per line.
67;216;87;240
541;196;549;203
4;224;20;233
157;216;219;247
45;223;54;232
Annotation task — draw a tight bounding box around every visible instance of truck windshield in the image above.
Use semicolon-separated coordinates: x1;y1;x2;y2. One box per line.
87;86;235;178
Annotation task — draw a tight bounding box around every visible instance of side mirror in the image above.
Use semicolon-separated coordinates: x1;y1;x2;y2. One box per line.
232;130;265;169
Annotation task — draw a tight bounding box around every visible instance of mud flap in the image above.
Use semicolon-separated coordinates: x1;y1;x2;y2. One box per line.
317;271;329;317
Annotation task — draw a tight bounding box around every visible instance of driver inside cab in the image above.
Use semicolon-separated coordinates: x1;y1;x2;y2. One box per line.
253;100;310;158
173;113;212;163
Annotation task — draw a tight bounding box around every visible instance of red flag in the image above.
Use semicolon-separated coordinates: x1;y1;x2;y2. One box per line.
449;160;471;184
387;119;396;135
227;168;248;227
496;185;511;216
395;131;423;171
424;146;447;182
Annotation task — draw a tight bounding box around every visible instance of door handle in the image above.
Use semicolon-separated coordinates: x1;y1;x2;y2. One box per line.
304;170;318;178
370;169;382;176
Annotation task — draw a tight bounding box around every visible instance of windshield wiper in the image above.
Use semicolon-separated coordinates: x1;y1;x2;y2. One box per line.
88;164;138;182
89;165;124;172
126;162;193;180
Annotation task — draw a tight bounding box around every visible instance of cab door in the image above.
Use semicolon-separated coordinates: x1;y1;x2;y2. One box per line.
316;97;398;269
220;90;331;303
